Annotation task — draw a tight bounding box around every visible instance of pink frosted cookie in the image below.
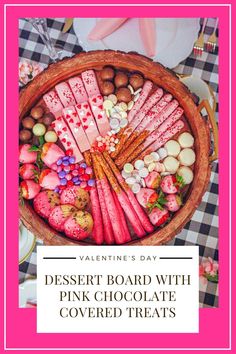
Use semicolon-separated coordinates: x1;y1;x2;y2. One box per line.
68;76;88;103
64;210;94;240
48;205;78;232
63;106;90;152
89;94;110;136
33;190;60;219
75;102;99;145
43;90;63;114
81;70;100;97
51;116;83;162
55;82;76;108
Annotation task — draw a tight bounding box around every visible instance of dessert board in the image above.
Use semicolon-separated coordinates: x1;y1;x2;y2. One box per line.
19;50;217;246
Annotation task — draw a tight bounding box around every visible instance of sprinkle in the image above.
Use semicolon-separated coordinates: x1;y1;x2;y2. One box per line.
133;93;140;102
128;85;134;94
134;88;142;95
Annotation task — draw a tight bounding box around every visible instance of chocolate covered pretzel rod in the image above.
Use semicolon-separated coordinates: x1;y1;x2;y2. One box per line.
111;88;163;159
103;152;154;234
115;99;179;168
95;153;146;238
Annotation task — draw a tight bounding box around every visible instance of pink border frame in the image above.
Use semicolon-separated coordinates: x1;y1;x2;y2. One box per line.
1;1;235;352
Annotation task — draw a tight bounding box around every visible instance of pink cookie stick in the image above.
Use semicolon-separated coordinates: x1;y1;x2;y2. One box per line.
149;120;185;151
68;76;88;104
128;80;153;122
81;70;100;97
101;177;128;245
89;94;110;136
136;94;173;133
142;107;184;149
90;186;104;245
55;82;76;108
75;102;99;145
96;179;114;245
51;116;83;162
63;106;90;152
43;90;63;114
112;190;131;243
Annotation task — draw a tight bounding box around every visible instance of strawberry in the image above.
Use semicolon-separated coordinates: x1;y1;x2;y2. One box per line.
136;188;158;208
39;169;60;190
41;143;65;168
160;175;178;194
33;190;60;219
19;144;37;164
145;171;161;189
149;207;169;227
19;163;39;180
20;180;41;200
165;194;182;212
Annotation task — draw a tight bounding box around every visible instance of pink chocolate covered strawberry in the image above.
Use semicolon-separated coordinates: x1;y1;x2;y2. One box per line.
145;171;161;189
136;188;158;208
39;169;60;190
60;186;89;210
20;180;41;200
165;194;182;212
19;144;37;164
160;175;178;194
149;207;169;227
19;163;39;180
48;205;78;232
41;143;65;169
64;210;93;240
33;190;60;219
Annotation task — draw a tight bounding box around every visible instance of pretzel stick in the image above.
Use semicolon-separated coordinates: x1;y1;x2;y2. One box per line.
92;155;114;244
84;151;104;245
93;154;127;244
95;153;146;238
103;152;154;233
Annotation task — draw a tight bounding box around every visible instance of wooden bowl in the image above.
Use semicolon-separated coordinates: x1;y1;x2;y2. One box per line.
19;50;215;246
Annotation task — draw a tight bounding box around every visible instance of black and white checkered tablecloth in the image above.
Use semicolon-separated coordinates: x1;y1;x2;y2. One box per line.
19;17;219;308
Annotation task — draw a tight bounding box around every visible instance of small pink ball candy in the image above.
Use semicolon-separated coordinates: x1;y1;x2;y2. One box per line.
19;144;37;164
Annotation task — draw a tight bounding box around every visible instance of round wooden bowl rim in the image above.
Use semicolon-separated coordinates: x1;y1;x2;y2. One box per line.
19;50;211;246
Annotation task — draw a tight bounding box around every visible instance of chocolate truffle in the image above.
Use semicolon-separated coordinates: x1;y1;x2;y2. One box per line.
129;73;144;90
42;113;54;126
100;81;115;96
114;72;129;88
19;129;32;142
116;88;132;103
30;106;44;120
22;116;35;129
100;67;115;81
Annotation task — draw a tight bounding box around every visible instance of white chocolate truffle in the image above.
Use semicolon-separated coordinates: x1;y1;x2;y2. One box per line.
164;140;181;157
163;156;180;173
177;166;194;184
178;132;194;148
178;148;196;166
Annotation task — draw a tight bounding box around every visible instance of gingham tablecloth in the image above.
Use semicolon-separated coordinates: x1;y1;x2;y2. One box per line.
19;17;219;308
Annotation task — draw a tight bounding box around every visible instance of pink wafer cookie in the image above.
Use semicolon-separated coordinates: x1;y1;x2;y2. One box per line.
63;106;90;152
43;90;63;114
51;116;83;162
81;70;100;97
89;94;110;136
55;82;76;108
75;102;99;145
68;76;88;104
